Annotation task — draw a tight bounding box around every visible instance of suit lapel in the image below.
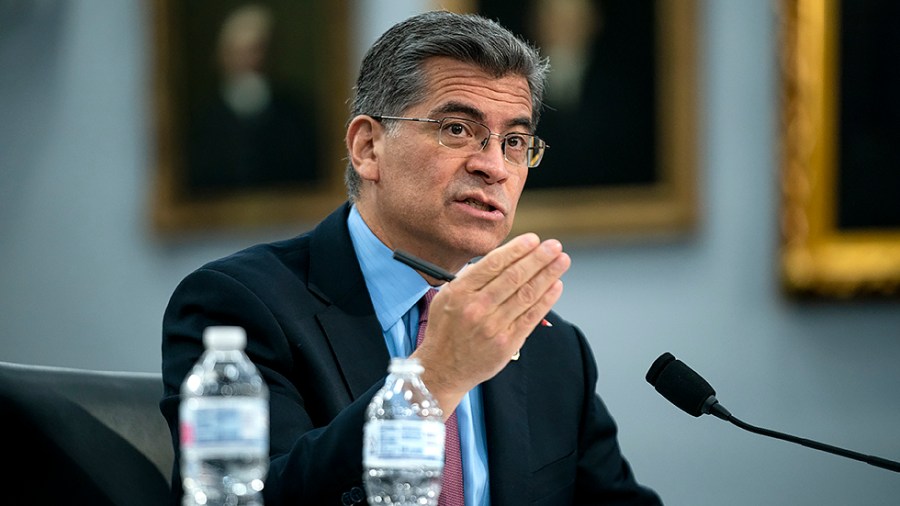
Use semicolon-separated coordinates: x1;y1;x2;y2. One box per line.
317;305;390;400
483;358;530;506
309;204;391;400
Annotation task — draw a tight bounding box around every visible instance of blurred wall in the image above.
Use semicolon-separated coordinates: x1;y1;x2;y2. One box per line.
1;1;898;504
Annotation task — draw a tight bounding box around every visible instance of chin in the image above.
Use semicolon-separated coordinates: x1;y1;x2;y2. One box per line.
459;232;507;258
440;219;511;257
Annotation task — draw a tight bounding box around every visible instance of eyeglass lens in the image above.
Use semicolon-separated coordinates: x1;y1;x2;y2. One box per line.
437;118;544;168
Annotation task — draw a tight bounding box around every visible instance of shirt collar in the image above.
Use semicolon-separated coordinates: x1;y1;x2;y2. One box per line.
347;205;431;331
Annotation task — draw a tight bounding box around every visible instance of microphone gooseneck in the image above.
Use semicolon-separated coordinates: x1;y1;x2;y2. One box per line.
646;352;900;474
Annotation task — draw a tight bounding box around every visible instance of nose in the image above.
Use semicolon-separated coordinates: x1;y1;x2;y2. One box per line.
466;134;510;184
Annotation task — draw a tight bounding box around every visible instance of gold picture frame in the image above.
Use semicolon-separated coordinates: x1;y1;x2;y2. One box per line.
780;0;900;298
445;0;699;240
151;0;350;235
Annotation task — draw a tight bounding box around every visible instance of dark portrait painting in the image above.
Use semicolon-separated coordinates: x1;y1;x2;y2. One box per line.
182;2;321;196
152;0;349;233
779;0;900;298
836;0;900;231
478;0;657;190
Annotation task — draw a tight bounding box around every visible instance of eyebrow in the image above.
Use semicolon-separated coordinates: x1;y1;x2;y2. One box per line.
431;101;534;132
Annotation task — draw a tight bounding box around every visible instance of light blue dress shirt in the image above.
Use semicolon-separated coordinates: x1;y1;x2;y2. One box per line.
347;205;490;506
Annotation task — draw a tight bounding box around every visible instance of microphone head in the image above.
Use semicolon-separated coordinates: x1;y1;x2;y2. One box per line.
646;352;717;417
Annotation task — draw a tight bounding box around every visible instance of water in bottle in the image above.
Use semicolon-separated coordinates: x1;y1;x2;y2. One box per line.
180;326;269;506
363;357;445;505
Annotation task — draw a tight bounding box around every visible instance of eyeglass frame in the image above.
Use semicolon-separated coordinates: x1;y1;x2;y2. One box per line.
369;114;549;168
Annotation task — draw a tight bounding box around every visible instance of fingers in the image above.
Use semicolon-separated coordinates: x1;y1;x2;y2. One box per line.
460;233;541;288
414;234;569;408
454;232;570;333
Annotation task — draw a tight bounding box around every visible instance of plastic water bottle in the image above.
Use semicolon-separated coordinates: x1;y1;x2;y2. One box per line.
180;326;269;506
363;357;445;505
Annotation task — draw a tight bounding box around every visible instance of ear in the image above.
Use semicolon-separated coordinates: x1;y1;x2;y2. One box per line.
346;115;382;183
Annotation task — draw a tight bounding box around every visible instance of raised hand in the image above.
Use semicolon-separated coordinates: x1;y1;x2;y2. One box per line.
412;233;570;416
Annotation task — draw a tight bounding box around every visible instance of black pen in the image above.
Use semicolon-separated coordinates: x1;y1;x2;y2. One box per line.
392;250;456;282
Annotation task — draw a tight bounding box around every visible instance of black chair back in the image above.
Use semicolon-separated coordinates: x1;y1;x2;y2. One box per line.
0;360;173;505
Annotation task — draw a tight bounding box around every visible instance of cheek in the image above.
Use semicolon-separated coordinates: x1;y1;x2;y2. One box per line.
390;145;446;190
504;173;528;216
509;171;528;198
381;138;425;184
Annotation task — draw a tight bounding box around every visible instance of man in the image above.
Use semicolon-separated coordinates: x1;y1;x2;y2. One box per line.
161;10;662;506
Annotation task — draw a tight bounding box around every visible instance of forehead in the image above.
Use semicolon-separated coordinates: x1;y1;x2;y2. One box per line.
413;57;534;128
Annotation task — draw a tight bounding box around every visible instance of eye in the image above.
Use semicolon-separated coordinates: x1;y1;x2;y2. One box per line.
504;133;529;151
441;119;476;139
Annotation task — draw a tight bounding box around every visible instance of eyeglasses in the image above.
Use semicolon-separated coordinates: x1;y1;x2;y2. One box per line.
371;115;548;168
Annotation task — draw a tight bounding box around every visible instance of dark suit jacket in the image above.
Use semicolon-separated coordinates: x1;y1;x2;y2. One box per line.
160;203;662;505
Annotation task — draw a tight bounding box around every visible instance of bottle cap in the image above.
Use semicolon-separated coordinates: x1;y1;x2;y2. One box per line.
388;357;424;374
202;326;247;350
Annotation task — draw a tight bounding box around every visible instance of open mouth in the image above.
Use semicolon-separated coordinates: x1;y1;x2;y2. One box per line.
462;198;496;213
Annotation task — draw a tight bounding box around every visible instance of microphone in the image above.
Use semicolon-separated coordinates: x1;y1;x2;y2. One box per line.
646;352;900;473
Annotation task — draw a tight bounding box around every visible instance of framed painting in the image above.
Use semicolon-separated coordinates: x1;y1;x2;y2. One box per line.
779;0;900;298
151;0;350;234
443;0;699;240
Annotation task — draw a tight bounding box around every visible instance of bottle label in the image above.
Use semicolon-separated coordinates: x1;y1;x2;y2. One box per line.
363;419;445;469
180;397;269;457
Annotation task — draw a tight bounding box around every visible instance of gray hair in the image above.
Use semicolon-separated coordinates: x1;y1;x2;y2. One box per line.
344;10;549;201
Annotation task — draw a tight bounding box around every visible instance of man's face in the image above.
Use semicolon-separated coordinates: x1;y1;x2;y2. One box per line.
356;57;535;270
